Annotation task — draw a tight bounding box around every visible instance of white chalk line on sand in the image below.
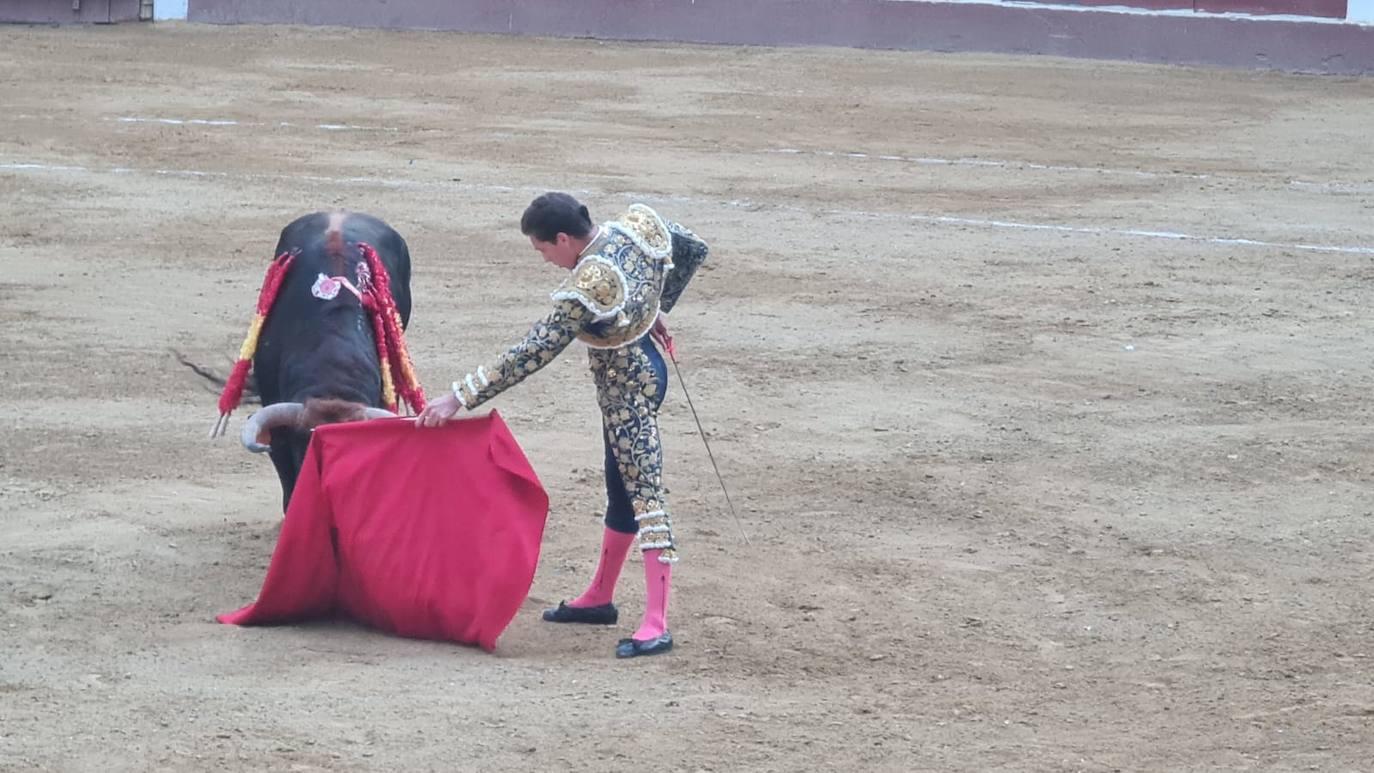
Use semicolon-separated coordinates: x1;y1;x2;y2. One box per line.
12;113;1374;194
113;116;399;132
767;147;1205;179
13;114;399;132
854;211;1374;256
765;148;1374;195
5;159;1373;256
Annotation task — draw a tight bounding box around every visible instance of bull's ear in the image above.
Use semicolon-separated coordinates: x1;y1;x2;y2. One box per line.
256;427;273;447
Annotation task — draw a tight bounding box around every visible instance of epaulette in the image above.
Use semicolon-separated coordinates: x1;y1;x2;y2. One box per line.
609;204;672;262
552;256;627;321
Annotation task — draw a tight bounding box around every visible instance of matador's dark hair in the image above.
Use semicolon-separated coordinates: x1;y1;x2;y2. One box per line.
521;192;594;243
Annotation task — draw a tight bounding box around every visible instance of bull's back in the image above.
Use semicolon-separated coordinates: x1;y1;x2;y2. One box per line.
272;211;412;323
254;211;414;405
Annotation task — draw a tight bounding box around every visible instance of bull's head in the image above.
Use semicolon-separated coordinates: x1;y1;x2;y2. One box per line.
240;399;397;453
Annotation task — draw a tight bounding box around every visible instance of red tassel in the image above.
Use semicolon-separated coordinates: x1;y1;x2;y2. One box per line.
357;243;426;414
257;253;293;315
384;308;424;412
218;359;253;416
215;252;296;421
367;300;398;413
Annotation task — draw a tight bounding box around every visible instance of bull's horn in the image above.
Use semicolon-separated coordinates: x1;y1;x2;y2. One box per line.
240;402;305;454
362;407;399;420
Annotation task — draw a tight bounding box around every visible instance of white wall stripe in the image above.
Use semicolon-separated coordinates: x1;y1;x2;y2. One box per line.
935;0;1353;24
4;159;1372;256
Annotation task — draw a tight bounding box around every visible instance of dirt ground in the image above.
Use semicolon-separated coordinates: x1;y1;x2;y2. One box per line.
2;21;1373;772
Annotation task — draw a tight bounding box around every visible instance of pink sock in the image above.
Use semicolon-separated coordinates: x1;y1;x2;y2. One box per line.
633;549;672;641
568;528;636;608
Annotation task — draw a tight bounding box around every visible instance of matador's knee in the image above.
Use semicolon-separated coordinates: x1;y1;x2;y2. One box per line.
633;501;678;564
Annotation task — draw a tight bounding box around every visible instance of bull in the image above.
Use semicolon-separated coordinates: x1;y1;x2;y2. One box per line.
227;211;415;510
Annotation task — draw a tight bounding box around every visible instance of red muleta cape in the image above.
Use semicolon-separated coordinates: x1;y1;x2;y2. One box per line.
218;411;548;652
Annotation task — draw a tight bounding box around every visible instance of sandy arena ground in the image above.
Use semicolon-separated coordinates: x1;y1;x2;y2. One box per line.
2;21;1373;772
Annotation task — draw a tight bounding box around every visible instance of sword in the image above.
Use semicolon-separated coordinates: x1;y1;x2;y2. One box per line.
653;321;751;546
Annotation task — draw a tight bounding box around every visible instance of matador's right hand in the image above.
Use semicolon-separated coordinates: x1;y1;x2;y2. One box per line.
416;391;463;428
651;313;676;362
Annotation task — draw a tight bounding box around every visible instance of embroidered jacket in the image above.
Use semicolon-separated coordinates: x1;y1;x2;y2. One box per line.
452;204;708;409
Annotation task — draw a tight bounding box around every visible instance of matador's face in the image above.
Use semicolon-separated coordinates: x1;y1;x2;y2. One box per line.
530;233;581;270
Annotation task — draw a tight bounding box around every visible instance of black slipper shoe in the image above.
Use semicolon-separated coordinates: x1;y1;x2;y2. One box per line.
541;601;618;625
615;632;673;659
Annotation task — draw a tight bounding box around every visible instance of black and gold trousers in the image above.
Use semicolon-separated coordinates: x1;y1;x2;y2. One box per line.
591;337;678;564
